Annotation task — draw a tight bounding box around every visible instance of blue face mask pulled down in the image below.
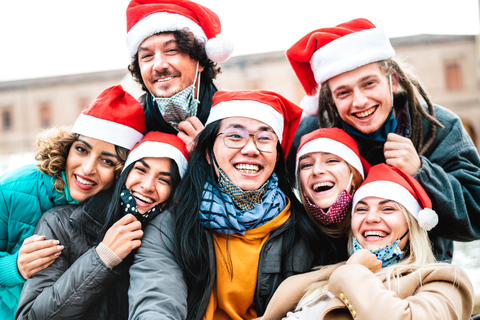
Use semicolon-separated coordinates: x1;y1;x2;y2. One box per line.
352;230;408;268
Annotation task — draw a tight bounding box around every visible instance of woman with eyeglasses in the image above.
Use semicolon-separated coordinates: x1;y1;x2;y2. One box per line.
128;90;334;320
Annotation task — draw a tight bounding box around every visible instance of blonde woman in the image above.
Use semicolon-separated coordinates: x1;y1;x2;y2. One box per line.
262;164;474;320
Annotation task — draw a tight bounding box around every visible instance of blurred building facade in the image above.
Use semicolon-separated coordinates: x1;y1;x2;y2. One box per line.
0;34;479;165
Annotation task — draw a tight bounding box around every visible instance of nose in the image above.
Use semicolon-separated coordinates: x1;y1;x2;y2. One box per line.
82;156;97;176
153;52;169;71
312;162;326;176
241;135;260;156
352;88;368;108
141;175;155;193
365;210;382;224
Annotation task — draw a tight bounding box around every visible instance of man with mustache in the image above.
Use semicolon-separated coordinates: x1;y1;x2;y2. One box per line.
126;0;233;152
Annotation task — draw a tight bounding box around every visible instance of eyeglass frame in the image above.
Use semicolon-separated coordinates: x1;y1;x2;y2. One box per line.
216;127;278;153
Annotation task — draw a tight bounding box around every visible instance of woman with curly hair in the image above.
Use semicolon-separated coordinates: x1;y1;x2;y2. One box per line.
0;85;145;319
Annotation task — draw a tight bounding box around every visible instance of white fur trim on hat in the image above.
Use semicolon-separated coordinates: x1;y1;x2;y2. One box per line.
352;180;422;220
126;12;207;60
296;138;364;178
205;100;284;143
299;94;319;117
123;141;188;178
72;114;143;150
311;28;395;84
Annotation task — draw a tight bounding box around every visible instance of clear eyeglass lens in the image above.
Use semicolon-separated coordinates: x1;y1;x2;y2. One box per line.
222;128;277;152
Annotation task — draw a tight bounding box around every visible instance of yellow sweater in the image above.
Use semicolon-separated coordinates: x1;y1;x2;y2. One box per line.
203;200;291;320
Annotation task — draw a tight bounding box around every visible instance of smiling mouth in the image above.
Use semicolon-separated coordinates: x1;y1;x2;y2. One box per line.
235;163;260;174
75;175;96;187
155;76;175;83
355;106;377;119
132;191;154;204
363;231;387;239
312;181;334;192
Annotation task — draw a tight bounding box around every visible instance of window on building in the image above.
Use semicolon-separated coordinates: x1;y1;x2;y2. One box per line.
39;102;52;128
444;61;463;90
1;108;12;132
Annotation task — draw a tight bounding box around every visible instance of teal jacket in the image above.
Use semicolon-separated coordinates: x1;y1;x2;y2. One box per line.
0;165;73;319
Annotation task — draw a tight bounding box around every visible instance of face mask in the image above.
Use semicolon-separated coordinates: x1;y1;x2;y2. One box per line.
304;190;352;225
152;63;201;131
352;230;409;268
303;173;353;225
120;185;164;223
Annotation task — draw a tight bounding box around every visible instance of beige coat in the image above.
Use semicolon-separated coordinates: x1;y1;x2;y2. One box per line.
262;263;474;320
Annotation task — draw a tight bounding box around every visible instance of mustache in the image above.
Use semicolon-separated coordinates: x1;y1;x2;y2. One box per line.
152;69;181;79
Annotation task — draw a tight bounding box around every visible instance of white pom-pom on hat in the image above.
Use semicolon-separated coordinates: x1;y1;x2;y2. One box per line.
299;94;319;117
206;34;234;63
417;208;438;231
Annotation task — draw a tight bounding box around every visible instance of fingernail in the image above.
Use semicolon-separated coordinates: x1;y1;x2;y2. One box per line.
35;235;45;240
55;252;61;257
57;245;64;250
52;240;60;245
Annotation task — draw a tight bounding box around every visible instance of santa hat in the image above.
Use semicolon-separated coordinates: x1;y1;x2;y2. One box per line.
296;128;370;178
205;90;302;155
286;18;395;116
124;131;189;177
126;0;233;63
352;163;438;231
71;85;145;150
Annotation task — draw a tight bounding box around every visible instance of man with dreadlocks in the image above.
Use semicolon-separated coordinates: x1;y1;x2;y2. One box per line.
285;18;480;262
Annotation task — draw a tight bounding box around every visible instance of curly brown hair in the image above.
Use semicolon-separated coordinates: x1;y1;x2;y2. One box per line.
317;59;444;155
35;127;128;193
128;29;221;92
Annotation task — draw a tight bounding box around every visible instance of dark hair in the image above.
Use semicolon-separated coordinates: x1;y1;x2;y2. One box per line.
80;158;182;319
318;59;444;155
170;120;331;300
128;29;221;92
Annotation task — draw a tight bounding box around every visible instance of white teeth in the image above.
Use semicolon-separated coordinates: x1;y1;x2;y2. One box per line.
364;231;387;238
75;175;95;186
235;164;260;173
312;181;334;192
133;192;154;204
156;77;173;83
356;107;376;119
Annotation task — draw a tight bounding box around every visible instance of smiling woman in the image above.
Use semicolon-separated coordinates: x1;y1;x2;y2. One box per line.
0;85;145;320
260;164;475;320
16;131;188;319
128;90;335;320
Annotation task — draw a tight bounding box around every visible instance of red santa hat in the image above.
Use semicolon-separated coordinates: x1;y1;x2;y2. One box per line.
352;163;438;231
124;131;189;177
286;18;395;116
205;90;302;155
296;128;370;178
71;85;145;150
126;0;233;63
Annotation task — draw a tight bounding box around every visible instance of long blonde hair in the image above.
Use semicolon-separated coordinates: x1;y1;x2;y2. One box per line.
296;202;436;310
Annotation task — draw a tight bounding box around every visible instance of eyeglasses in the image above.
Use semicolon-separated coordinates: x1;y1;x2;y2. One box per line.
217;127;278;153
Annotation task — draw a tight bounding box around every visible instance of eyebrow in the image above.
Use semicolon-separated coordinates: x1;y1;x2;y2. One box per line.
357;199;395;205
138;39;178;52
77;139;119;159
226;123;274;132
138;159;171;176
332;74;377;93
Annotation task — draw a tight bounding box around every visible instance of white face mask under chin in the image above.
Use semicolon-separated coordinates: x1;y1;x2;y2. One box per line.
152;63;201;131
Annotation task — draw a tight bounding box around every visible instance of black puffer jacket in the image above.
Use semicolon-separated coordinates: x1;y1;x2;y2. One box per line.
16;192;130;320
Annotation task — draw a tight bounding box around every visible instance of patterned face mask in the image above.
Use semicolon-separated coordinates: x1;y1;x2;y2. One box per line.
218;167;267;211
153;63;201;131
352;230;409;268
119;186;164;223
304;190;352;225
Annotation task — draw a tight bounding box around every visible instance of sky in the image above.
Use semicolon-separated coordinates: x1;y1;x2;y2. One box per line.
0;0;479;82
